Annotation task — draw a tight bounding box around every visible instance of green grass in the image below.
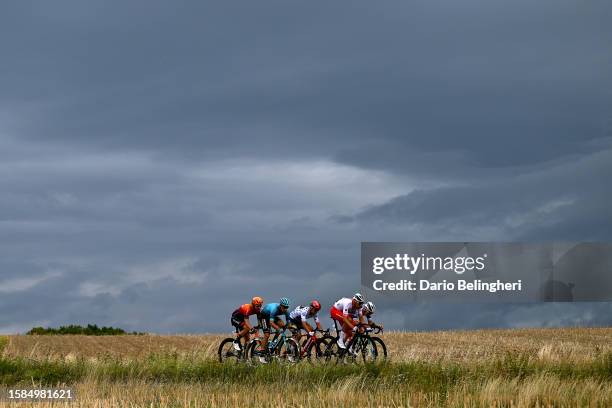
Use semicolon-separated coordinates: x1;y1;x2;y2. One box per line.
0;352;610;388
0;336;7;354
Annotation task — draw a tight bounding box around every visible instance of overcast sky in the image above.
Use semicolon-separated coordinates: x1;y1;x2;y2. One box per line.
1;0;611;333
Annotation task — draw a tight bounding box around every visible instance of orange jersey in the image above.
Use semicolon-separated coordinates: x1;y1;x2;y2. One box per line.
232;303;258;317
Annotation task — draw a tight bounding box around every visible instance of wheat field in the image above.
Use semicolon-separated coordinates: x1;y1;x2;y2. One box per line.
1;327;611;407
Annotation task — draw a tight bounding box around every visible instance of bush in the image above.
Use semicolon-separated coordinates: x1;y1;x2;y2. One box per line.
26;324;145;336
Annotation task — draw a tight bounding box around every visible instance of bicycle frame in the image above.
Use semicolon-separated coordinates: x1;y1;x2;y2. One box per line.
269;328;286;352
299;328;329;357
344;326;373;351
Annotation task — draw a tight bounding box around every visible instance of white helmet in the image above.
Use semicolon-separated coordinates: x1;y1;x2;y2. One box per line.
364;301;375;314
353;293;364;304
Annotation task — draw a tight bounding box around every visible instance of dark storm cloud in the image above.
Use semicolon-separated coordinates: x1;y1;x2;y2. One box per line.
1;0;611;332
347;147;612;240
3;0;610;166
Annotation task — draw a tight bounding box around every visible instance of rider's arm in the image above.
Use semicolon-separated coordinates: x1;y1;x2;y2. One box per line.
367;317;382;329
358;313;366;324
298;309;313;333
240;305;253;329
354;309;367;332
302;321;313;333
341;302;355;327
314;313;322;331
343;315;355;328
270;319;280;331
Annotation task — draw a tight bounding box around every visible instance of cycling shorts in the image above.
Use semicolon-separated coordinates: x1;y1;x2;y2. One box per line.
288;317;304;330
330;306;354;333
330;306;346;322
230;315;245;332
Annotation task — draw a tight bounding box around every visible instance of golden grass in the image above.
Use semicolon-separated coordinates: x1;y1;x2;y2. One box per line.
0;327;610;407
2;334;224;361
4;327;611;364
2;376;611;408
383;327;612;364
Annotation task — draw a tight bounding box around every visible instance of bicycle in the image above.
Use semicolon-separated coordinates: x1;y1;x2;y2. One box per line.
247;325;300;364
324;322;387;364
217;326;260;363
296;328;333;363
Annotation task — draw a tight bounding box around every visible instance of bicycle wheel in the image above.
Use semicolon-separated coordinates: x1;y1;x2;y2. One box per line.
218;338;243;363
338;336;370;364
322;338;341;363
305;335;333;364
341;338;359;364
370;336;388;361
355;337;378;364
333;339;355;364
246;339;268;365
278;338;300;363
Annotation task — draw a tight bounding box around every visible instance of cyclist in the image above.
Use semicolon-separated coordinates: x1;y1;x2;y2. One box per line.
288;300;323;342
330;293;365;349
361;301;383;331
230;296;264;349
259;297;291;360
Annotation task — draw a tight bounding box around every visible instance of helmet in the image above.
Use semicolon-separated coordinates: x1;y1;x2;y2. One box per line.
364;301;376;314
310;300;321;311
279;297;290;307
353;293;364;304
251;297;263;307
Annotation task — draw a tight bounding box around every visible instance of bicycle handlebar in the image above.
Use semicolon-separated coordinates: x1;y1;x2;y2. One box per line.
354;323;383;334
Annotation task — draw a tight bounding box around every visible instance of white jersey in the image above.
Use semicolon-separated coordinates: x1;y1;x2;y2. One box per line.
333;298;362;318
289;306;320;324
360;305;374;319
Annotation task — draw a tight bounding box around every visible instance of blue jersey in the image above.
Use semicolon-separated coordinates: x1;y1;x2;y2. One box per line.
261;303;289;321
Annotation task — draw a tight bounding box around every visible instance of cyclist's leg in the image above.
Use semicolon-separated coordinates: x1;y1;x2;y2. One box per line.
332;319;340;336
231;315;248;340
330;307;350;348
269;318;283;347
341;317;356;346
289;318;302;342
260;316;271;350
330;307;343;331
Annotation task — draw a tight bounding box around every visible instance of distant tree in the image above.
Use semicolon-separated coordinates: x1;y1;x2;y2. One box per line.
26;324;145;335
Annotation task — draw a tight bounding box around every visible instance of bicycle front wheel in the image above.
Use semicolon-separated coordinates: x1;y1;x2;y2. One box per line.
370;336;388;361
354;337;378;364
218;338;243;363
279;338;300;363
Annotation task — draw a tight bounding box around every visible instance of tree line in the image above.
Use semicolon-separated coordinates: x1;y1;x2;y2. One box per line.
26;324;145;335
